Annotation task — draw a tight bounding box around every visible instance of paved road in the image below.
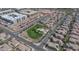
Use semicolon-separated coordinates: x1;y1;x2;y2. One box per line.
0;26;45;51
0;15;67;51
0;15;51;51
19;15;50;33
38;15;67;48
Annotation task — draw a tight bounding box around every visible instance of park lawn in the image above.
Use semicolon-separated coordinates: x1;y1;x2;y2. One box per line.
26;24;44;39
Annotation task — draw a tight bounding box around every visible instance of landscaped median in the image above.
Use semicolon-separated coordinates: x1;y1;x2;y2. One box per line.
21;23;49;42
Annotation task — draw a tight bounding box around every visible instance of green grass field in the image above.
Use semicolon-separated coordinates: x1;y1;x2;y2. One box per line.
26;24;44;39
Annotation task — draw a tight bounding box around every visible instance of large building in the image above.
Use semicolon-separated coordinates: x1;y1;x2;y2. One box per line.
18;9;41;19
0;12;27;24
0;8;14;15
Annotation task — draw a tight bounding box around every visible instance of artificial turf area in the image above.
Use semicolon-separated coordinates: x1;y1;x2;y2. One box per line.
26;24;44;39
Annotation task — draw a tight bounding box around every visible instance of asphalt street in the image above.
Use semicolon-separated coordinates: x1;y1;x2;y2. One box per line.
0;15;68;51
1;26;45;51
38;15;67;48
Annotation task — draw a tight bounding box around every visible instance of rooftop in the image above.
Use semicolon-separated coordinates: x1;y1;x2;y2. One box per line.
19;9;38;15
1;12;27;22
17;44;31;51
0;43;12;51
